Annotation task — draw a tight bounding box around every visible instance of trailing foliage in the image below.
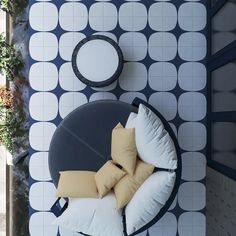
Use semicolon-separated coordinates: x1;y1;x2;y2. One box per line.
0;33;23;81
0;87;27;153
0;87;13;109
0;0;28;16
0;0;28;154
0;12;28;153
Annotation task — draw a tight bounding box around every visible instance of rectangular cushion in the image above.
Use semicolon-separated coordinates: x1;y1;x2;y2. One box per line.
114;160;154;209
111;123;137;175
56;171;98;198
95;160;126;198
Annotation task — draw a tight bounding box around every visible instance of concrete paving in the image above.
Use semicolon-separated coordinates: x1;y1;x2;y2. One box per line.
0;146;7;236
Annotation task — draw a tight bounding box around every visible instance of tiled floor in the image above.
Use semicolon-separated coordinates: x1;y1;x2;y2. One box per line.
28;1;207;235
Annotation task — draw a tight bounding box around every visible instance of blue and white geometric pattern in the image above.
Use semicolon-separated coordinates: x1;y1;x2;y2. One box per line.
28;0;207;235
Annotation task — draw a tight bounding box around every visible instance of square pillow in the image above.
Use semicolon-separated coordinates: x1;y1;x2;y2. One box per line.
114;160;154;209
56;171;98;198
111;123;137;175
126;105;177;169
53;193;124;236
95;160;126;198
125;171;176;234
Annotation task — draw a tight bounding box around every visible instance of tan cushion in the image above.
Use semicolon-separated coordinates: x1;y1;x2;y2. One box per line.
111;123;137;175
56;171;98;198
95;161;126;198
114;160;154;209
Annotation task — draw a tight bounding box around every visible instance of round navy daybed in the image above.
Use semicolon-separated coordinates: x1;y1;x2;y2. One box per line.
48;98;181;236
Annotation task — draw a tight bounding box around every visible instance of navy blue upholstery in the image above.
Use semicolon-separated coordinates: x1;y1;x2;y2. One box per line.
49;100;137;187
48;99;181;236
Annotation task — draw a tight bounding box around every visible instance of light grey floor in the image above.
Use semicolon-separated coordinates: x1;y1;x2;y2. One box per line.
206;167;236;236
0;147;6;236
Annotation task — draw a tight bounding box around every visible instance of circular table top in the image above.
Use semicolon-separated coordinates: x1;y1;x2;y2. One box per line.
72;35;124;88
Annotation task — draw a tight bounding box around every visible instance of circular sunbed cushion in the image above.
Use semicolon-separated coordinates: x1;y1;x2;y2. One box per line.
49;100;180;236
49;100;137;187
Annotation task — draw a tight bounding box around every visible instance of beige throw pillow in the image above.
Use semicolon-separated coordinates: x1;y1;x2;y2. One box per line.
95;161;126;198
111;123;137;175
114;160;154;209
56;171;98;198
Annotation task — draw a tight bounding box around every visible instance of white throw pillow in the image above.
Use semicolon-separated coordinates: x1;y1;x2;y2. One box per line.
125;171;176;234
126;112;137;128
126;104;177;169
53;193;124;236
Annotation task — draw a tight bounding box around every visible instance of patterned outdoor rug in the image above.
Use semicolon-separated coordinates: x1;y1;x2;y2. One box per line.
28;1;207;235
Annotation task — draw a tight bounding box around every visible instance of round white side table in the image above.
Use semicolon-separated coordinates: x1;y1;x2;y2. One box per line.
72;35;124;88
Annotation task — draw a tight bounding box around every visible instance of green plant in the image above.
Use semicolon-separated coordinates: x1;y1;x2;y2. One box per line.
0;87;27;153
0;87;13;108
0;106;27;153
0;33;23;81
0;110;17;152
0;0;28;16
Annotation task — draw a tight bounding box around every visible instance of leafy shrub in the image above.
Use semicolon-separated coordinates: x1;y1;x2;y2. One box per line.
0;87;27;153
0;0;28;16
0;33;23;81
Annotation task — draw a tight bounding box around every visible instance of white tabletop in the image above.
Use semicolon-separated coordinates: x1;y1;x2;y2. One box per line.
76;39;119;82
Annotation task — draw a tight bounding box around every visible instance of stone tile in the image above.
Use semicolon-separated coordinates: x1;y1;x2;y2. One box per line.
0;213;6;232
